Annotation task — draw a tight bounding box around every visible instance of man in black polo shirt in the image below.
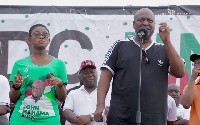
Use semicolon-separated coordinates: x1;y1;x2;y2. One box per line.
94;8;185;125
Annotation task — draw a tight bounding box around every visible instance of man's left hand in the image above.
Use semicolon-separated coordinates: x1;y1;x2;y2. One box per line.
159;22;170;43
76;115;91;125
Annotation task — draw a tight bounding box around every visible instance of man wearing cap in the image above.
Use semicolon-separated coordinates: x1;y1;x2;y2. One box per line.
182;54;200;125
63;60;104;125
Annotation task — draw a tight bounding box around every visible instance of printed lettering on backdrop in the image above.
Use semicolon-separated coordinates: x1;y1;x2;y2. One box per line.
0;5;200;100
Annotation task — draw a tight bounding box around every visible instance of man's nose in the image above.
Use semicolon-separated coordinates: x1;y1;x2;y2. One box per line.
88;72;93;76
142;20;149;25
32;88;37;91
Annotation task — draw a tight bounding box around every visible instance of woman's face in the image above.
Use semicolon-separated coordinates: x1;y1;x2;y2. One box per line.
28;26;50;50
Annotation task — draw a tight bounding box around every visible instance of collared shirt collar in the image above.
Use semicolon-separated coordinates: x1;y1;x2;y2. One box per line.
80;85;97;93
130;37;155;51
31;95;43;100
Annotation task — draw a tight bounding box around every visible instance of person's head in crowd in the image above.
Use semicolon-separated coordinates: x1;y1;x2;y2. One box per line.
28;24;50;50
190;53;200;82
168;84;181;107
79;60;97;89
32;80;44;102
133;8;155;40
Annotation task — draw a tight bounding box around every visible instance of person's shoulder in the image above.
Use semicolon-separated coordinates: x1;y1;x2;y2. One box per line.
112;37;135;49
153;42;165;48
152;42;167;53
0;75;8;85
0;75;7;81
153;39;164;45
13;56;31;67
68;86;82;95
68;86;81;94
118;37;134;44
50;57;66;67
15;56;30;64
52;57;60;62
52;57;65;64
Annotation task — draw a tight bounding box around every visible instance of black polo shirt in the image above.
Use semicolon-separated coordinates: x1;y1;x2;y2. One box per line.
101;37;169;125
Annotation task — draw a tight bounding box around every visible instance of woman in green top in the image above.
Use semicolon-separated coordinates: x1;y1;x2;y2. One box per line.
9;24;68;125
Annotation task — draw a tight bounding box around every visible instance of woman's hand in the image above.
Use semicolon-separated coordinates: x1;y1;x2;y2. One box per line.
48;73;63;88
14;70;25;88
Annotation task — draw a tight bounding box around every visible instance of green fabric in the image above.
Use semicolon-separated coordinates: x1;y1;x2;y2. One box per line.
9;56;68;125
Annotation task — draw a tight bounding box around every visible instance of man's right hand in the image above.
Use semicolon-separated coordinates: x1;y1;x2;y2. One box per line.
94;106;104;122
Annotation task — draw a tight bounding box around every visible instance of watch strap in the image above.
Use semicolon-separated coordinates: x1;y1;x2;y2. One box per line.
12;84;21;90
90;113;94;121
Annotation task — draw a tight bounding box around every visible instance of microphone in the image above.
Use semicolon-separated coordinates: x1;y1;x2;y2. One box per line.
137;26;148;38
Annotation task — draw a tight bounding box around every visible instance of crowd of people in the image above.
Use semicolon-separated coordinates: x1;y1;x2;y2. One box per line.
0;8;199;125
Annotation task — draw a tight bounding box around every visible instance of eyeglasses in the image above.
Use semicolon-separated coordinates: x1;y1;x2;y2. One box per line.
142;50;150;65
194;60;200;65
31;32;50;38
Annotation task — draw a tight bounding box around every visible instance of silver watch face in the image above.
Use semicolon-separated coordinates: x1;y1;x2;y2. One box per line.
90;114;94;121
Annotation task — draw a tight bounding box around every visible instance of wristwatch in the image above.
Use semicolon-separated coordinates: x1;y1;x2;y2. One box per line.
90;113;95;121
12;84;21;90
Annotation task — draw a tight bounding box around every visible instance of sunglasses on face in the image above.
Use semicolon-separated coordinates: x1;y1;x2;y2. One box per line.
31;32;50;38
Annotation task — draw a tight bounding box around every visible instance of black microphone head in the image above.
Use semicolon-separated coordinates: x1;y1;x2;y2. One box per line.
137;26;148;38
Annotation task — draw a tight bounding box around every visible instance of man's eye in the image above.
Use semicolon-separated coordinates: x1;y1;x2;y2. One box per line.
148;20;153;23
138;19;144;22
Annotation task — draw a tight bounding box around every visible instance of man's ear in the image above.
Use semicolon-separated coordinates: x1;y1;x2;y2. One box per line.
133;21;135;29
78;73;80;79
78;74;84;86
78;73;82;80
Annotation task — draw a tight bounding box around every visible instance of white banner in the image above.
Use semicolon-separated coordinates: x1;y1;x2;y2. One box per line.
0;6;199;92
